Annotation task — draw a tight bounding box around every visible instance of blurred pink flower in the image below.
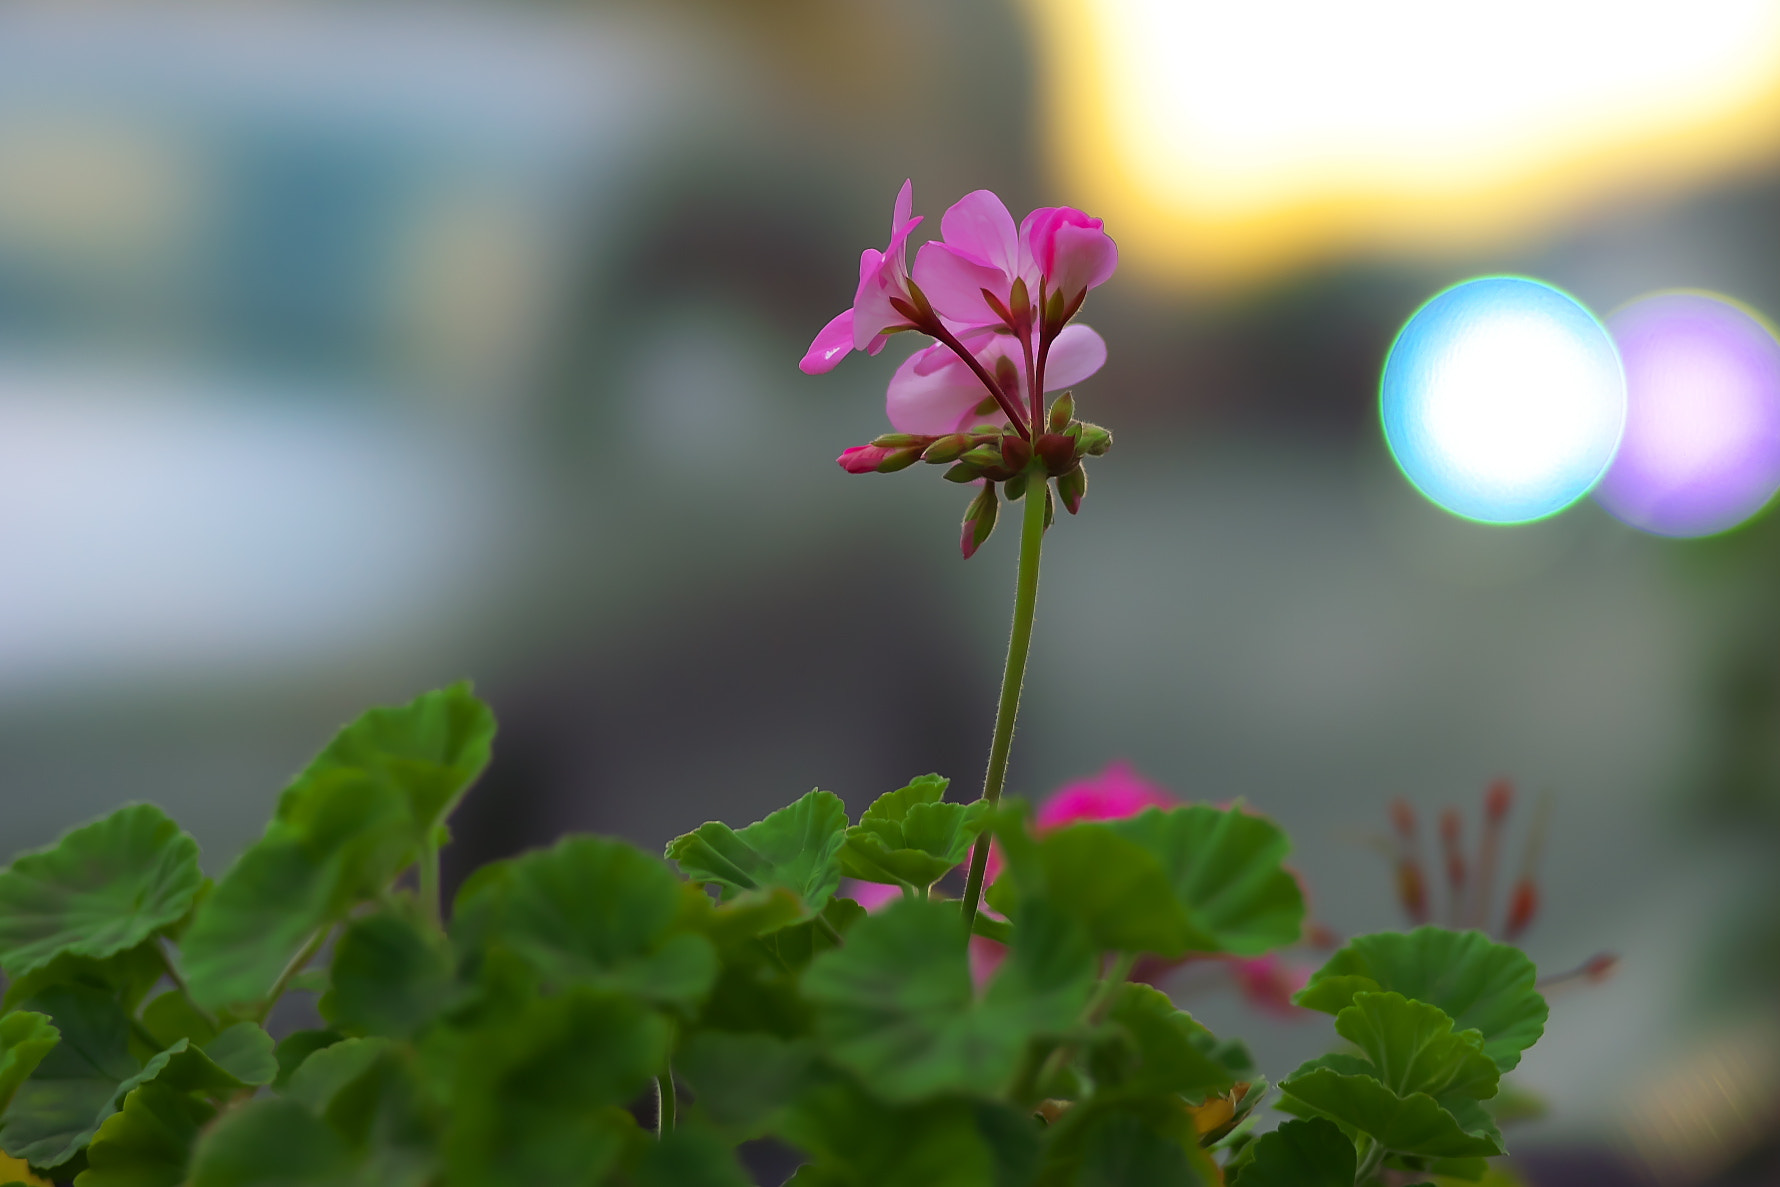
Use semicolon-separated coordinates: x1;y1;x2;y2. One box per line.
799;180;925;375
1227;954;1312;1018
886;324;1108;435
1036;760;1179;830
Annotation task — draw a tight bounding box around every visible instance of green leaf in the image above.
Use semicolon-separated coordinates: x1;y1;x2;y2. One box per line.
443;989;667;1186
0;1015;57;1118
1068;1107;1219;1186
1295;929;1547;1071
1277;1064;1502;1159
185;1098;355;1187
1335;992;1498;1101
667;789;849;913
783;1076;1039;1187
76;1083;215;1187
183;685;494;1013
1102;806;1304;956
801;897;1093;1101
193;1025;275;1088
632;1124;752;1187
452;836;716;1010
1;986;145;1168
987;821;1194;957
1227;1118;1354;1187
0;806;203;980
1090;984;1235;1103
284;1038;397;1115
840;775;991;889
138;993;214;1050
674;1032;817;1139
328;914;460;1039
758;897;865;973
2;946;165;1015
271;1031;341;1091
283;681;495;834
299;1042;438;1187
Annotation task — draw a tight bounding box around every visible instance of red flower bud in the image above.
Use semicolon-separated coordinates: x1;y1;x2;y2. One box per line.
1396;860;1429;924
837;445;893;474
1390;798;1417;841
1486;777;1514;823
1504;877;1538;939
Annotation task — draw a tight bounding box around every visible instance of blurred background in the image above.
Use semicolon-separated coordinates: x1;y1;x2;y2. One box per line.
2;1;1780;1182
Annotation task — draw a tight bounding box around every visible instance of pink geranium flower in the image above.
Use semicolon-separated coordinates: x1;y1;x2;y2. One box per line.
1024;206;1118;313
887;324;1108;435
1036;760;1178;830
799;180;926;375
912;190;1118;331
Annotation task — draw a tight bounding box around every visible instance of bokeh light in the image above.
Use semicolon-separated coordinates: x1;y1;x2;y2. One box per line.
1592;291;1780;538
1381;277;1626;524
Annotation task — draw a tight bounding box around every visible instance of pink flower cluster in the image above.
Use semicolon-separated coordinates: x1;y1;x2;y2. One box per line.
800;182;1117;440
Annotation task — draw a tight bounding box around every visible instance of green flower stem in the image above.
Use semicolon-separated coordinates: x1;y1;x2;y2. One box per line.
960;469;1049;933
1353;1136;1384;1185
656;1070;677;1136
1021;951;1138;1105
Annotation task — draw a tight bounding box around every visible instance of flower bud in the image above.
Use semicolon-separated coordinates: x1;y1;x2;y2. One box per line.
1035;433;1076;476
1048;391;1075;433
1009;277;1032;328
999;435;1032;472
960;444;1003;469
1056;463;1087;514
960;485;998;559
1396;859;1429;924
837;445;893;474
1042;480;1055;529
944;461;985;483
921;434;974;464
870;432;933;449
1076;422;1113;456
1504;877;1538;939
1486;778;1514;823
877;446;924;473
1004;471;1028;502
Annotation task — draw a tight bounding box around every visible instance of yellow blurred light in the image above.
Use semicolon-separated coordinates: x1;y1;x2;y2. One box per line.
1022;0;1780;284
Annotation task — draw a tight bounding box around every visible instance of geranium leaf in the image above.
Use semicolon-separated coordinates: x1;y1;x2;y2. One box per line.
271;1031;341;1091
453;836;716;1011
632;1123;752;1187
185;1098;355;1187
666;790;848;914
0;1015;56;1118
1335;992;1498;1102
0;806;203;980
800;897;1092;1101
1277;1063;1503;1160
181;770;414;1011
1;944;165;1017
1295;928;1547;1071
283;682;494;834
191;1024;276;1088
1103;805;1304;956
442;988;666;1186
1089;983;1236;1103
674;1032;817;1140
1067;1106;1221;1186
1228;1117;1354;1187
840;776;991;889
989;819;1195;956
782;1076;1039;1187
138;992;215;1050
77;1082;215;1187
284;1038;398;1115
0;986;145;1168
328;914;460;1039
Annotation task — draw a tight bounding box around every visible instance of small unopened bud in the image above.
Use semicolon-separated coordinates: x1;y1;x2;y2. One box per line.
1503;877;1538;939
960;485;998;559
1003;471;1028;502
922;434;973;464
959;444;1003;469
999;435;1032;472
1076;422;1113;456
870;432;932;449
943;462;984;484
1009;277;1031;327
994;355;1020;400
1583;952;1618;983
1486;778;1514;823
1042;481;1055;529
1396;859;1429;924
1035;433;1075;476
1048;391;1075;433
837;445;892;474
1056;464;1087;514
877;446;924;473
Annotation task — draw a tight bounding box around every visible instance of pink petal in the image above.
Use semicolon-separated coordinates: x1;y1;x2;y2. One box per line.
1035;761;1177;831
800;309;856;375
885;344;987;436
837;445;892;473
912;242;1009;328
940;190;1020;275
1048;221;1118;298
892;179;914;234
1042;324;1108;390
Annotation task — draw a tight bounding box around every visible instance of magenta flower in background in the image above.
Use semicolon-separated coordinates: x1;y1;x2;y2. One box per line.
799;179;925;376
1035;759;1178;829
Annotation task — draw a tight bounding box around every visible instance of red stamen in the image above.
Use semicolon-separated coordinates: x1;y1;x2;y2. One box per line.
1439;807;1467;927
1504;877;1538;939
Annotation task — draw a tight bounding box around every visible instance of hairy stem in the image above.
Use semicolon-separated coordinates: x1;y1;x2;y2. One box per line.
656;1070;677;1136
960;470;1048;932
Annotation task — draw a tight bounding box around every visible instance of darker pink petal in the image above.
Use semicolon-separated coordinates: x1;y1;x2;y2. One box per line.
837;445;893;474
800;309;856;374
1025;206;1117;302
1035;760;1178;831
1229;955;1312;1018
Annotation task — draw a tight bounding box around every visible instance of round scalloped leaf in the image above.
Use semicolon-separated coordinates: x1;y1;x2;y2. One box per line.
1278;1062;1503;1160
667;790;849;914
0;805;202;979
1103;806;1304;956
79;1081;215;1187
1229;1117;1355;1187
1336;992;1499;1102
1296;928;1547;1071
989;822;1197;956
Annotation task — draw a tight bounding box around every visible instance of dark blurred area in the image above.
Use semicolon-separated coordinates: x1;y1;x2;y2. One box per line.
3;1;1780;1183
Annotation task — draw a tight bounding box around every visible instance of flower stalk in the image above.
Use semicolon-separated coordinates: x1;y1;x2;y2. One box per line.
959;464;1049;932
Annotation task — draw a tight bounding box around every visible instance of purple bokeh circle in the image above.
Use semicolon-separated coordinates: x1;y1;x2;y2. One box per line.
1593;291;1780;537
